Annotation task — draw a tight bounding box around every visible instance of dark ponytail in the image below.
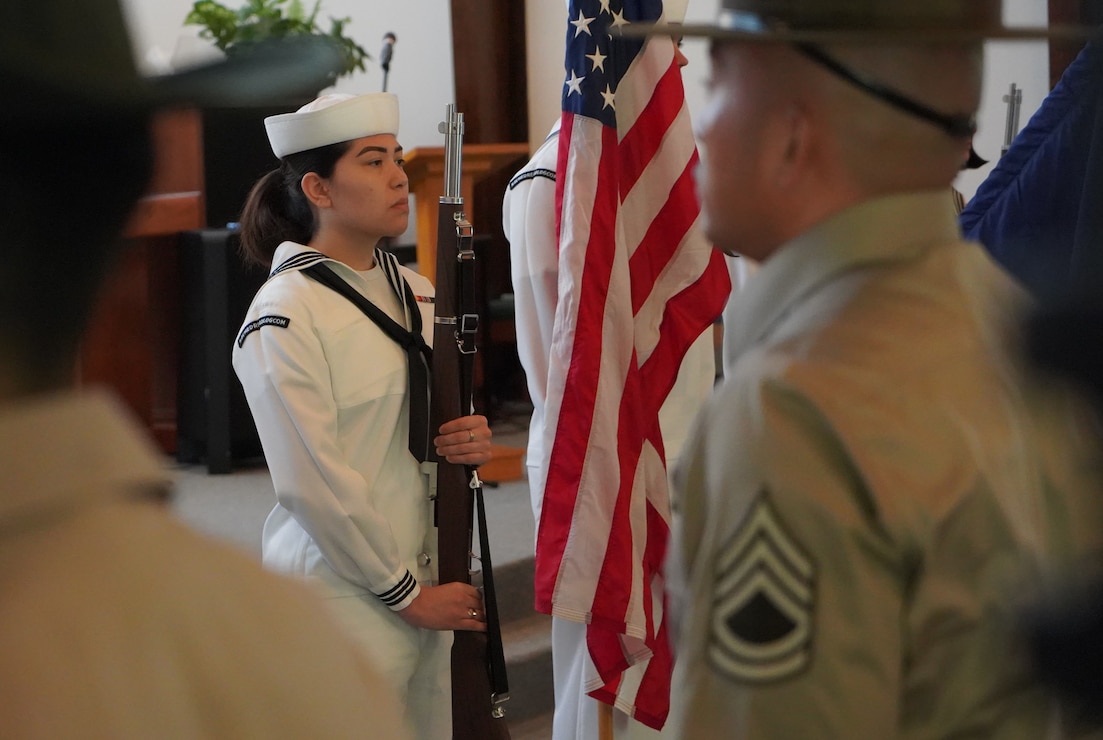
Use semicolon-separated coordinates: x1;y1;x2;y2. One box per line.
238;141;349;268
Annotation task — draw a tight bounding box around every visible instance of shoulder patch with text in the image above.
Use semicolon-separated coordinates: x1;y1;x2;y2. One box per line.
508;168;556;190
708;489;816;684
237;315;291;347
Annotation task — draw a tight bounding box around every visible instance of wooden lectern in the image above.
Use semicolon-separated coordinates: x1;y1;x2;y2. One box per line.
402;143;529;281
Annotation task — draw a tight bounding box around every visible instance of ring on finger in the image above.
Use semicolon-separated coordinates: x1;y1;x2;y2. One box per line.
468;607;478;619
468;430;476;443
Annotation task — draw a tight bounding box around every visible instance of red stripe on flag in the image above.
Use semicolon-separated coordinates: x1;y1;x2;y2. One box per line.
587;626;625;702
552;115;573;255
631;608;674;728
588;353;647;634
619;63;688;195
586;250;729;728
586;254;729;655
534;122;622;612
641;249;732;389
629;153;701;313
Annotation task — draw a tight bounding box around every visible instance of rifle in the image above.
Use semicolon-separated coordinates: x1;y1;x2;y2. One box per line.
1002;82;1023;156
430;104;512;740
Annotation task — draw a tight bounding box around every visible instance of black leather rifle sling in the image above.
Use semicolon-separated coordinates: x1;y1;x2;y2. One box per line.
449;226;510;704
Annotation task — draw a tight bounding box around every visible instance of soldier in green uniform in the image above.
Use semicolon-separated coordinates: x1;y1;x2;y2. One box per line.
631;1;1103;737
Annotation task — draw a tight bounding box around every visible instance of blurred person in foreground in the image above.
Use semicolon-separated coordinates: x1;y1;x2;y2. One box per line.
630;1;1103;737
0;0;411;737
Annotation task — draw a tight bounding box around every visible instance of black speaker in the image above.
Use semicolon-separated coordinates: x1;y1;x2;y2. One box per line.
177;228;268;473
201;106;287;228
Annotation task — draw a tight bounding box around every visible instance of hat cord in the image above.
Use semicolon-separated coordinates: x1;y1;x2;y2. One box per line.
796;43;977;139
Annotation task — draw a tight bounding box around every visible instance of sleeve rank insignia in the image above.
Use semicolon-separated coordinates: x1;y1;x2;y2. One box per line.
708;489;816;684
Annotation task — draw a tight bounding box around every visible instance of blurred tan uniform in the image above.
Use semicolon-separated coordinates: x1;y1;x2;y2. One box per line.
670;192;1102;738
0;391;411;739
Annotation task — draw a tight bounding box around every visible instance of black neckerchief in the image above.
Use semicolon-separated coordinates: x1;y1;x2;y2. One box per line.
299;250;433;463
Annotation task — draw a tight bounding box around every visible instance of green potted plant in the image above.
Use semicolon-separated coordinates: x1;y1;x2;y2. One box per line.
185;0;370;81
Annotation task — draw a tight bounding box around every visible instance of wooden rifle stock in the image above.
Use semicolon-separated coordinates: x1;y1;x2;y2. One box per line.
430;105;511;740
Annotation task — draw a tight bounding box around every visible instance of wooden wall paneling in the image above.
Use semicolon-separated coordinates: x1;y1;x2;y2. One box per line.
79;108;204;453
449;0;529;247
450;0;530;418
449;0;529;276
148;109;204;194
147;232;183;450
81;237;154;427
1048;0;1101;89
80;233;181;452
450;0;529;145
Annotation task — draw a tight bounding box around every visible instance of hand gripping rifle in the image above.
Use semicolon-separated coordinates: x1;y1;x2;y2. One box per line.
430;104;511;740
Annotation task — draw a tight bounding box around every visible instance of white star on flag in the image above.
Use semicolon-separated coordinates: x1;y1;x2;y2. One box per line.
571;11;595;37
586;46;608;73
565;69;585;96
600;84;615;109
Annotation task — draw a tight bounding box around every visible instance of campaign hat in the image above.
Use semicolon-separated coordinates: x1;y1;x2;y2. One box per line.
1;0;342;123
625;0;1099;43
965;145;989;170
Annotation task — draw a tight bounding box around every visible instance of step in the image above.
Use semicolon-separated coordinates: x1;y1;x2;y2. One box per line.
500;611;554;724
487;551;553;725
508;712;553;740
491;553;537;625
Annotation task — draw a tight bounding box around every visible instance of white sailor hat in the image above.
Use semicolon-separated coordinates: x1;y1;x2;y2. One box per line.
626;0;1100;42
264;92;400;159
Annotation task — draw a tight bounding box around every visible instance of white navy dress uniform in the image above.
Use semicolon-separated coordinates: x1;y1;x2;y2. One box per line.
233;242;451;736
235;244;436;604
233;92;454;739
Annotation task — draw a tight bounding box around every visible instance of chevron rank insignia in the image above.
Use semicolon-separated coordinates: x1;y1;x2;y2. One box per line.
708;490;816;684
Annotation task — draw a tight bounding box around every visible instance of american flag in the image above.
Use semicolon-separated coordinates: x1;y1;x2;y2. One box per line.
533;0;732;729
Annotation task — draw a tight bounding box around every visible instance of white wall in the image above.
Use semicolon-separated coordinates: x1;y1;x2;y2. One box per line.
957;0;1051;199
119;0;456;150
525;0;569;147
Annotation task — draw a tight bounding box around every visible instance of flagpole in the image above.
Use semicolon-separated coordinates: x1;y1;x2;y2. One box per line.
599;702;614;740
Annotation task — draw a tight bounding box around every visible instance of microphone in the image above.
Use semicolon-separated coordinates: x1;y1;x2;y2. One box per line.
380;32;396;92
